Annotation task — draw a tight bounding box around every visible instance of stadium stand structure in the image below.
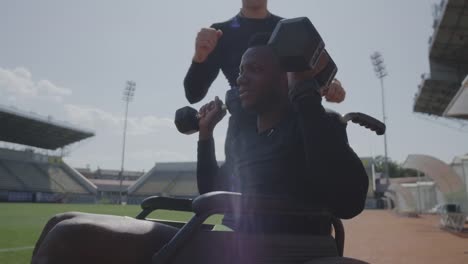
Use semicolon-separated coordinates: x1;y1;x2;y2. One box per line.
0;105;96;203
0;105;94;149
414;0;468;119
401;155;467;211
385;176;440;214
386;154;468;232
451;154;468;194
76;168;144;203
77;168;144;181
127;162;199;204
408;0;468;231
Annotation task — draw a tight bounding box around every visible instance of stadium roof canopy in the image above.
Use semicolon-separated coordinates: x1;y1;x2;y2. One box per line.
413;78;461;116
444;76;468;118
0;105;94;150
414;0;468;119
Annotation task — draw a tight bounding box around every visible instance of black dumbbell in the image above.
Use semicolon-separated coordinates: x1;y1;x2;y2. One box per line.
268;17;337;87
175;105;228;135
315;50;337;88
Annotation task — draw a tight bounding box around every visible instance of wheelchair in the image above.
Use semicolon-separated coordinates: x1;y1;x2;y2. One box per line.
136;192;368;264
134;112;383;264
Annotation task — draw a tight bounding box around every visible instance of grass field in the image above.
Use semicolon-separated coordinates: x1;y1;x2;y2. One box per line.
0;202;221;264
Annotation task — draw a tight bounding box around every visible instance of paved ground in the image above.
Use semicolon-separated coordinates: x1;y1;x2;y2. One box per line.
342;210;468;264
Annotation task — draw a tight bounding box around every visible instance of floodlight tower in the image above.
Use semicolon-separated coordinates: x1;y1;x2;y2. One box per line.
370;52;390;186
119;80;136;204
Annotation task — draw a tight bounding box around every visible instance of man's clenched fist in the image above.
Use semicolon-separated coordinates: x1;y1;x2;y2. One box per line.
193;28;223;63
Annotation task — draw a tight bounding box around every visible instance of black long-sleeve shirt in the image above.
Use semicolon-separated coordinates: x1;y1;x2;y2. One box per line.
184;14;283;104
197;80;368;232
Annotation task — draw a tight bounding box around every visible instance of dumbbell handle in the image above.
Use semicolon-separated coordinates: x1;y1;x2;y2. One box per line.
342;112;386;136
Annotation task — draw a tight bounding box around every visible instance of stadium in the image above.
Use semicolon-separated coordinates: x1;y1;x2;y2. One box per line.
1;0;467;263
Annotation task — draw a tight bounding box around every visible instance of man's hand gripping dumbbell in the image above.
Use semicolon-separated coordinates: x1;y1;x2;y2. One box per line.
174;97;227;135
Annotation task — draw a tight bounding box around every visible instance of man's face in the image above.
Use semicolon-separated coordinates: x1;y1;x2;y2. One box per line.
242;0;267;9
237;46;284;111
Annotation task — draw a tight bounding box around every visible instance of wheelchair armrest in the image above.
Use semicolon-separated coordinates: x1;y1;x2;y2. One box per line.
192;191;331;217
141;196;193;211
135;196;193;219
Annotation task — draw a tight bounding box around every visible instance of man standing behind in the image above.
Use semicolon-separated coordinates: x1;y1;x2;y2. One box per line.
185;0;282;103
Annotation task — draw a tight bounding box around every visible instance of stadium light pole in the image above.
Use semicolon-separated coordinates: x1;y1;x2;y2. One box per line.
119;80;136;205
370;52;390;188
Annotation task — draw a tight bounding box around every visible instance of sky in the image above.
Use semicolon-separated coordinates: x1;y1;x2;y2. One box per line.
1;0;467;171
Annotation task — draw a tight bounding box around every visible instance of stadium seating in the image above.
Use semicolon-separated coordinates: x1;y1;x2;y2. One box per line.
168;177;199;197
0;148;97;202
2;160;63;192
133;173;175;195
0;161;24;190
37;164;87;194
128;162;200;203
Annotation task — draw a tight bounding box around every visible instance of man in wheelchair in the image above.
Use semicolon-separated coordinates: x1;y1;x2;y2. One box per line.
31;34;368;264
196;33;368;234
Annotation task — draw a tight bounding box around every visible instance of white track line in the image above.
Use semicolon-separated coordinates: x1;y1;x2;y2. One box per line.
0;246;34;253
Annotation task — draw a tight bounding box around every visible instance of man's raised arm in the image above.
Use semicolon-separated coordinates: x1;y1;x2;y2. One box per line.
288;77;369;219
184;27;223;104
196;97;229;193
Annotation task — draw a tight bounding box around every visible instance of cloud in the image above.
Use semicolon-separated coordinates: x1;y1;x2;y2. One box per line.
37;79;72;97
64;104;173;135
0;67;72;102
127;115;174;136
62;104;192;169
0;67;197;169
0;66;192;168
64;104;120;129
